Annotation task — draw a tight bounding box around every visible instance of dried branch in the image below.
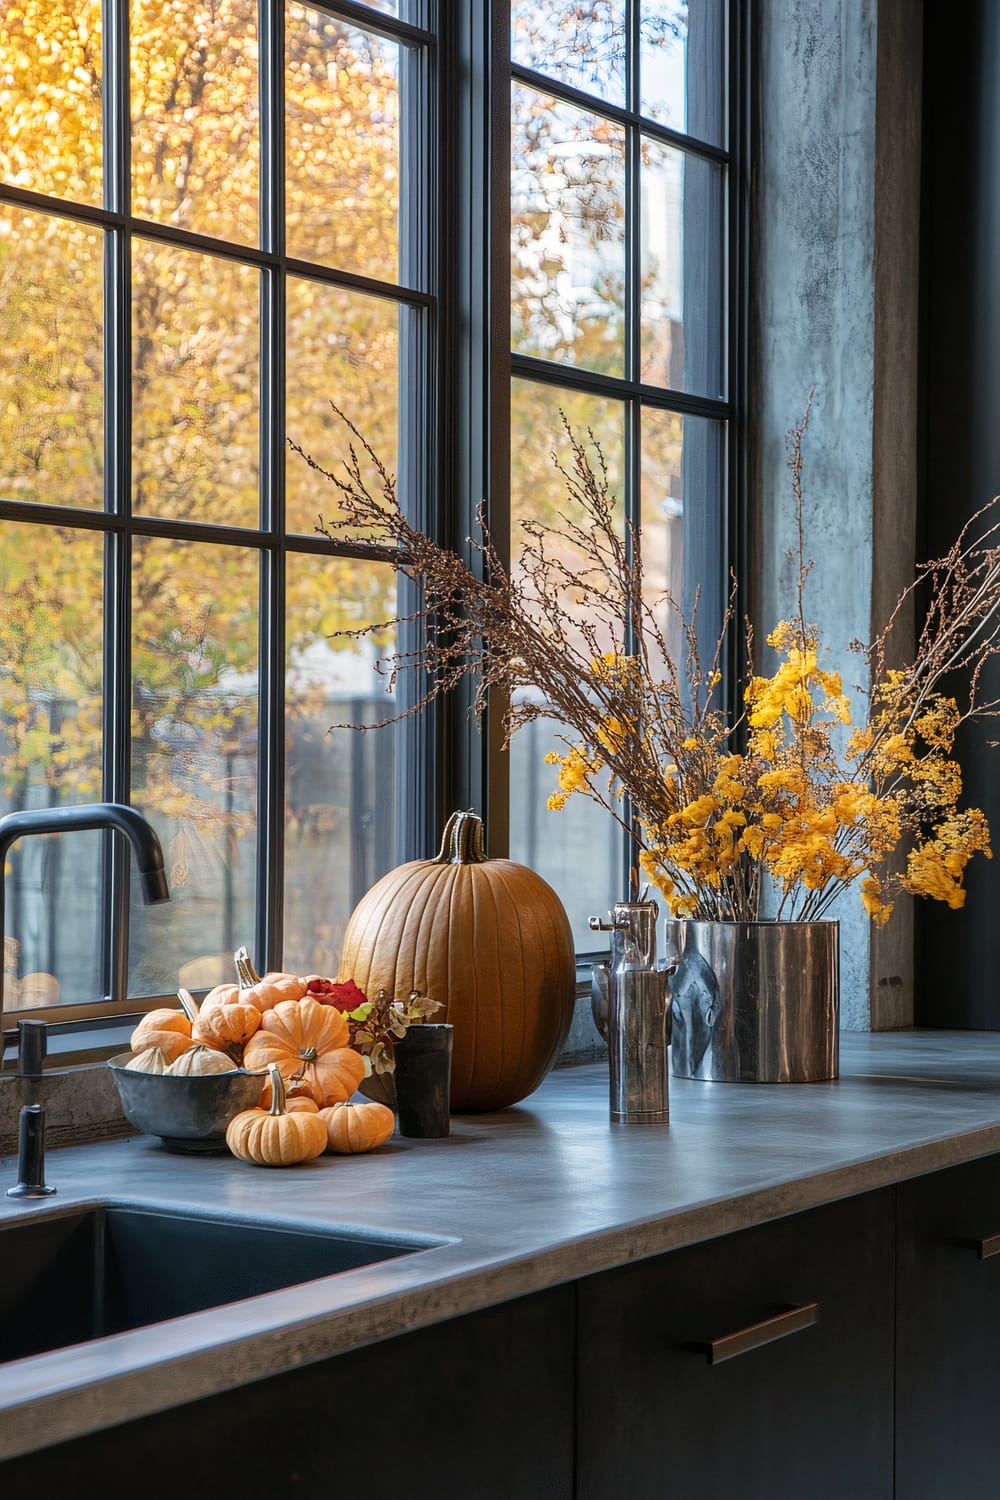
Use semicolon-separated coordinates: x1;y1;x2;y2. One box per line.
291;402;1000;924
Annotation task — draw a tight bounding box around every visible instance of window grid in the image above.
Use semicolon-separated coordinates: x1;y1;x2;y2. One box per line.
0;0;437;1022
506;0;740;945
0;0;745;1025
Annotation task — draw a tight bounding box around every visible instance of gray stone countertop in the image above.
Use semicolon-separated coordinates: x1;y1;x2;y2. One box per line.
4;1028;1000;1461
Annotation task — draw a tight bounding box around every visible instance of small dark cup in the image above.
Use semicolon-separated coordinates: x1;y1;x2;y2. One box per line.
394;1023;454;1138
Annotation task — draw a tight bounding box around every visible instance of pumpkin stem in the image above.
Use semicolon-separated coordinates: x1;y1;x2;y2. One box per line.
267;1063;287;1116
432;809;488;865
176;987;199;1023
234;945;261;988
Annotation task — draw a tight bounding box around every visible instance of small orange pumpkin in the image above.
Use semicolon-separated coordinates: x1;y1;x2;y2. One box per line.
242;998;365;1106
192;989;262;1051
131;1007;193;1058
320;1100;395;1154
226;1064;328;1167
255;972;308;1006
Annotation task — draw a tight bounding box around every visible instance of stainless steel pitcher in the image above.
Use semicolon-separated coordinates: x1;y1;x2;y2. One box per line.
589;900;672;1124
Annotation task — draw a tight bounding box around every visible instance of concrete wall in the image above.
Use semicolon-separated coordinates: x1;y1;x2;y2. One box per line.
750;0;923;1029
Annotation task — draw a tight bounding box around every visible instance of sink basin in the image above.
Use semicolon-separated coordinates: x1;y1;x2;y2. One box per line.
0;1205;435;1363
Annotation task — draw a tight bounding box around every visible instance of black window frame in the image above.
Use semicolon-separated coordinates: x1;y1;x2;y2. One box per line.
0;0;748;1036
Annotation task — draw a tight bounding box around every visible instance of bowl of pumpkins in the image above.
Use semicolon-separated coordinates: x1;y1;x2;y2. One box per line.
107;1050;265;1154
108;960;396;1162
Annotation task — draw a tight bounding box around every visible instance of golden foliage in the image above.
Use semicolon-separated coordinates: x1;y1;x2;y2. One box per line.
0;0;402;823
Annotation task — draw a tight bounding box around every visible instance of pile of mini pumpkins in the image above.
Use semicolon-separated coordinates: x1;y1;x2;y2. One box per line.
123;959;395;1167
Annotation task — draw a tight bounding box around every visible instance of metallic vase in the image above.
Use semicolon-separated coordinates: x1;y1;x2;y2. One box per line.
669;920;839;1084
589;900;673;1123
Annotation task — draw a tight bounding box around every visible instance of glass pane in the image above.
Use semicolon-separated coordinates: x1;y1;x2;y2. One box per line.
285;277;399;537
0;208;104;510
131;239;259;525
0;523;104;1010
129;537;259;998
130;0;259;246
640;406;684;663
284;558;398;977
285;6;400;281
641;408;724;653
511;0;626;107
640;0;726;146
640;139;725;398
0;0;102;206
509;379;626;948
512;86;626;376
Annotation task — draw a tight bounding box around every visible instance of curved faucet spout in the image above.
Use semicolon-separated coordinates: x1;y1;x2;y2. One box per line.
0;804;170;1038
0;803;169;905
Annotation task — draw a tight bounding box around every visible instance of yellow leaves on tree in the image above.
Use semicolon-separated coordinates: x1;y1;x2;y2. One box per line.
0;0;405;822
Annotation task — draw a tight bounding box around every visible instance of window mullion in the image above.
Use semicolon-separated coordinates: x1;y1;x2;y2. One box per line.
256;0;286;970
623;0;642;896
396;30;439;863
438;0;511;853
102;0;133;1003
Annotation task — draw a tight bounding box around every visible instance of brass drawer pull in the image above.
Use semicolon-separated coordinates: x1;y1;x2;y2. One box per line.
697;1301;819;1365
966;1233;1000;1259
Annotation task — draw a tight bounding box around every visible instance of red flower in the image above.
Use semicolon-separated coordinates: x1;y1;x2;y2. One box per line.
306;976;368;1013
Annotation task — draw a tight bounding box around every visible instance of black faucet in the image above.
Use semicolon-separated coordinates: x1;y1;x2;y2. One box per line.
0;802;170;1034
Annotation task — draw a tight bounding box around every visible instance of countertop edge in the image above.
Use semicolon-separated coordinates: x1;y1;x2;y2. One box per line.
8;1103;1000;1462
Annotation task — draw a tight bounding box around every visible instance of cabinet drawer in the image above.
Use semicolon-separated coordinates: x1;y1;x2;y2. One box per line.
577;1189;894;1500
0;1285;575;1500
897;1154;1000;1498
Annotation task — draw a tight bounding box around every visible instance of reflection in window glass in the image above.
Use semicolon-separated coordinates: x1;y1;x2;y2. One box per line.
511;0;626;107
130;0;259;246
640;406;684;664
284;560;398;976
0;209;104;510
511;86;626;376
131;240;260;525
640;139;725;398
508;379;625;947
643;409;724;647
285;277;399;537
0;0;103;206
640;0;725;146
129;538;259;998
0;523;104;1008
285;6;400;280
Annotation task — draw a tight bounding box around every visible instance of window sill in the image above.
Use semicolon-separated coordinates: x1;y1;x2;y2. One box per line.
0;1063;133;1159
0;991;606;1159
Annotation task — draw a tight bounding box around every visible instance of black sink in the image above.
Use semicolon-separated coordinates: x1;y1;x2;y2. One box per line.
0;1206;431;1363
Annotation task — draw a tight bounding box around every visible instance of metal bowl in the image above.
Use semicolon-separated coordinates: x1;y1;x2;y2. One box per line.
107;1053;265;1154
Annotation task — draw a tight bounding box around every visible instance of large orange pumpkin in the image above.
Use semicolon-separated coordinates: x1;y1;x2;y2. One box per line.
337;809;576;1112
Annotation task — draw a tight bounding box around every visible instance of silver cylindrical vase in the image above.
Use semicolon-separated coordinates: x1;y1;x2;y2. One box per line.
669;920;839;1084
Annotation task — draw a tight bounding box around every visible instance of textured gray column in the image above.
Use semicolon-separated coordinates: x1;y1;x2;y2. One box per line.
750;0;922;1030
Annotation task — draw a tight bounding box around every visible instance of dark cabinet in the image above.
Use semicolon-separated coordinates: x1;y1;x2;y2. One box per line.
576;1190;896;1500
896;1154;1000;1498
0;1284;575;1500
8;1157;1000;1499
